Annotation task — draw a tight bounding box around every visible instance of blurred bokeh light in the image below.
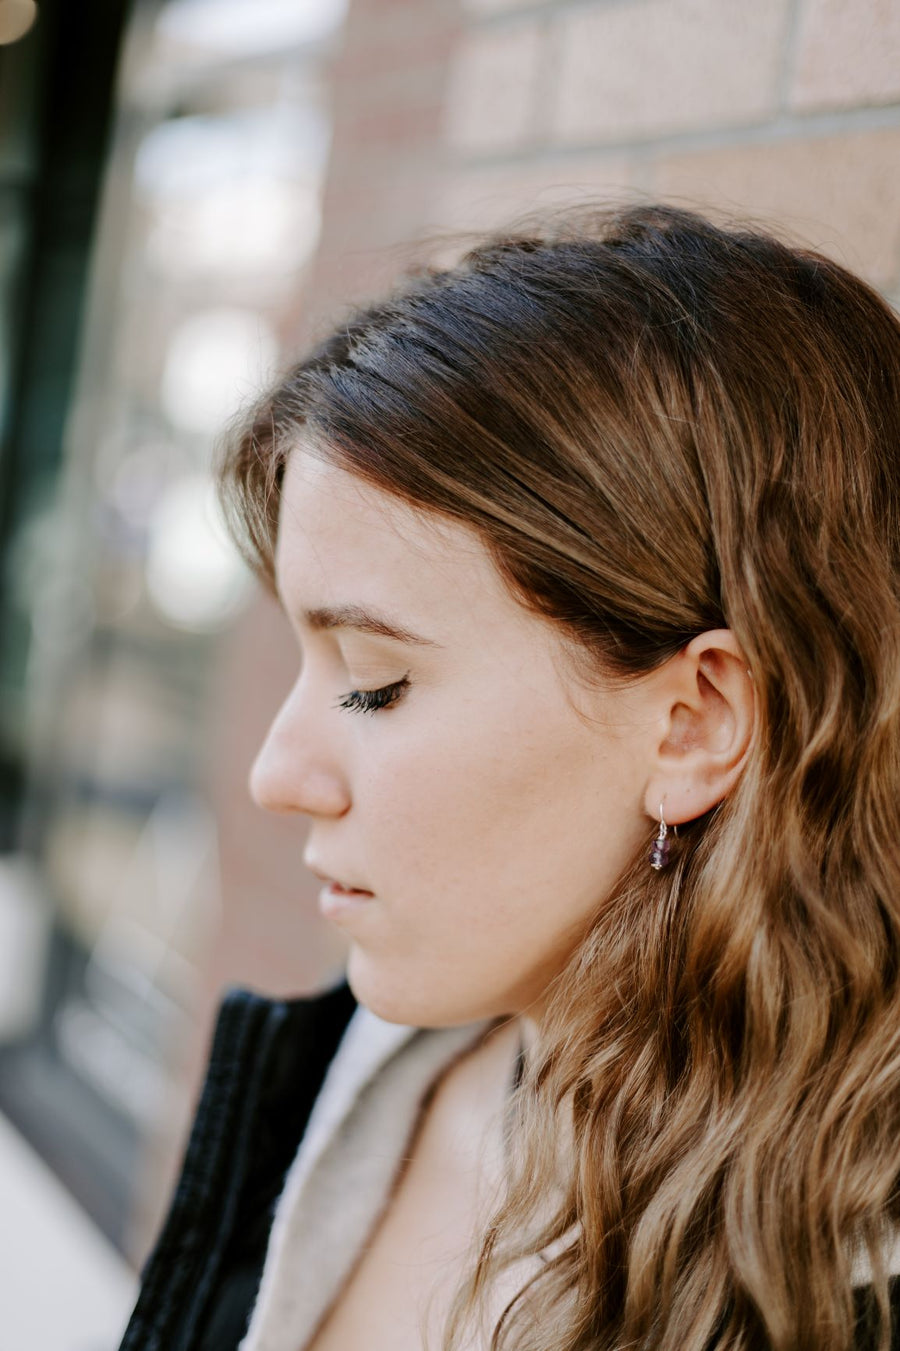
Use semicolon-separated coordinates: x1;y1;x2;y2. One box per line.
0;0;349;1280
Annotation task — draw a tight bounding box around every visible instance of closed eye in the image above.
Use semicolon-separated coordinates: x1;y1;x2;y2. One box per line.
334;676;410;715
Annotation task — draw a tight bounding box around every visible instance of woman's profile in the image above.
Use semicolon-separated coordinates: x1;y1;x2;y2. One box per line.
118;203;900;1351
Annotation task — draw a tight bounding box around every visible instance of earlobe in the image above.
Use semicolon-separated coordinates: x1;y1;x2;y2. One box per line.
643;629;755;827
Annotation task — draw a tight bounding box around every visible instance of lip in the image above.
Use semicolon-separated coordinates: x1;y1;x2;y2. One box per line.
317;882;376;923
305;860;374;897
305;856;377;925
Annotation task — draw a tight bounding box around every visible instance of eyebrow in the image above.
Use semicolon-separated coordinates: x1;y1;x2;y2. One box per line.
297;602;442;647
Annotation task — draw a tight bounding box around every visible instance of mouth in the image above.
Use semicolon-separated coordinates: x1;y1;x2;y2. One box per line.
312;876;377;925
305;862;374;897
326;881;374;897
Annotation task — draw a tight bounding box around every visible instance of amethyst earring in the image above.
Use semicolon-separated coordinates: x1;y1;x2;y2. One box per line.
649;802;677;870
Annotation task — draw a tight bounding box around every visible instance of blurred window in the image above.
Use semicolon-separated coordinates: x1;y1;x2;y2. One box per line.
0;0;347;1254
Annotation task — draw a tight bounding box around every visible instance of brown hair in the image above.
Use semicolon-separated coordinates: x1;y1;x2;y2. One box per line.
219;204;900;1350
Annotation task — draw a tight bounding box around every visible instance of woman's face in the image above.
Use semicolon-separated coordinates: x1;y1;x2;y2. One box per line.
250;442;657;1027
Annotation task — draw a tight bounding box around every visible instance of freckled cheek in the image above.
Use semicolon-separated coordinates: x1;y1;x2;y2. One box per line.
354;724;569;912
357;751;486;886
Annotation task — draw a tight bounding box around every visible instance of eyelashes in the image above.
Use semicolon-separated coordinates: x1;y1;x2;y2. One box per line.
334;675;411;715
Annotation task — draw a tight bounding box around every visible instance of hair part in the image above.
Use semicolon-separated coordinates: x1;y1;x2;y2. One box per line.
220;203;900;1351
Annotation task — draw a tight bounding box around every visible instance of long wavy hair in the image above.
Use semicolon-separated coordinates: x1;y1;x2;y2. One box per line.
218;204;900;1351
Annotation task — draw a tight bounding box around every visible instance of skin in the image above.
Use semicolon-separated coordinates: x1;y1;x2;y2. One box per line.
250;440;756;1030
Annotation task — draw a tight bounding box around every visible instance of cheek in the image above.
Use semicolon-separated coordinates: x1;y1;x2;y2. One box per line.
353;707;642;955
357;717;552;889
341;702;649;1026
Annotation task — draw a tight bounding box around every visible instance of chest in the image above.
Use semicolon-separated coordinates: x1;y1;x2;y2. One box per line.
304;1023;522;1351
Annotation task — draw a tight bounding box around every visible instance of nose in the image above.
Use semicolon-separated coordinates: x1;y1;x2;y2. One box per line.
249;678;350;819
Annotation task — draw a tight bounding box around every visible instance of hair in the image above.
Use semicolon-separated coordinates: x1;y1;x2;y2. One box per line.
218;203;900;1350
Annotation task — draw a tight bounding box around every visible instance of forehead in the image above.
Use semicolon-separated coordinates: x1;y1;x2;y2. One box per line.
274;444;516;632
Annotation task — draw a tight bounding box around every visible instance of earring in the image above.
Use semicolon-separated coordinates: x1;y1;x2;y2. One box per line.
649;802;677;870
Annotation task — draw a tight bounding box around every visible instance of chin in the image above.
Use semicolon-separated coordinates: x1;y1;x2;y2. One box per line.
345;947;501;1029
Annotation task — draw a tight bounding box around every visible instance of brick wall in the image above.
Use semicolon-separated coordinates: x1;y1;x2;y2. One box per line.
292;0;900;319
435;0;900;300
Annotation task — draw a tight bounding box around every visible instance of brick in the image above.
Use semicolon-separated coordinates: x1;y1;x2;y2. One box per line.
790;0;900;112
443;19;544;153
462;0;543;12
337;3;456;79
431;155;640;240
650;127;900;290
333;98;445;152
552;0;789;145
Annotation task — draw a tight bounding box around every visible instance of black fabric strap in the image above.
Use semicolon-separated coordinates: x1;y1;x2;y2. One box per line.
117;980;356;1351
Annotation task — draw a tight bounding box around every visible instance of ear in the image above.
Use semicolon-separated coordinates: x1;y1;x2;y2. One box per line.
643;629;755;827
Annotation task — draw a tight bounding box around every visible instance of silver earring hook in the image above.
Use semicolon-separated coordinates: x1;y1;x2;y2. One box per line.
658;801;678;839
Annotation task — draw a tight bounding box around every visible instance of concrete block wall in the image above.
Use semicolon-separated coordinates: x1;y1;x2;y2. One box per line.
302;0;900;333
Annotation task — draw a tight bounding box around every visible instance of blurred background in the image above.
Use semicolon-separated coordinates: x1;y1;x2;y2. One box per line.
0;0;898;1346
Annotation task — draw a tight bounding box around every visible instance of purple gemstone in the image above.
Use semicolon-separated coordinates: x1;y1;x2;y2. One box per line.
650;836;671;870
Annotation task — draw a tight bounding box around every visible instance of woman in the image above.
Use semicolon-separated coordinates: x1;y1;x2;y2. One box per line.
119;204;900;1351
